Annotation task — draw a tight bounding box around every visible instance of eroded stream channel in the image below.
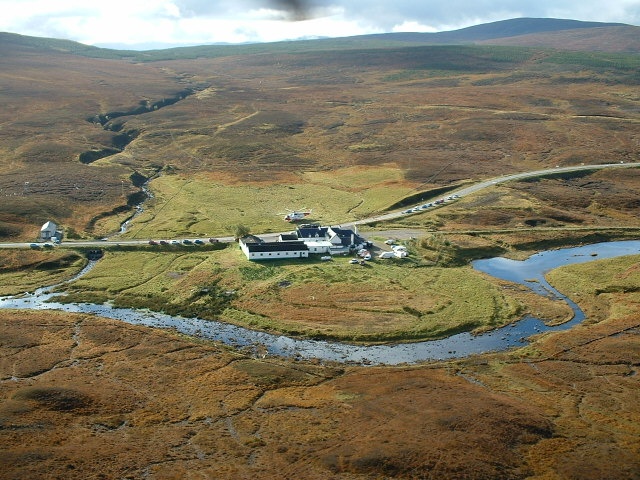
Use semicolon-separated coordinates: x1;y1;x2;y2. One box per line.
2;241;639;365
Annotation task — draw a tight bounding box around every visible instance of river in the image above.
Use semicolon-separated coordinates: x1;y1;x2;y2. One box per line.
2;240;639;365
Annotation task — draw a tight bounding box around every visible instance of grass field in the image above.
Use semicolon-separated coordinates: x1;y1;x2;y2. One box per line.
121;166;415;239
0;249;86;295
546;254;640;323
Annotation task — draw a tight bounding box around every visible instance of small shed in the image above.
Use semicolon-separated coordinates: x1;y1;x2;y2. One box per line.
278;233;299;242
40;221;59;241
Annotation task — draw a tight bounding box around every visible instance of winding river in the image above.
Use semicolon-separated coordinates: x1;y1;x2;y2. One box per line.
2;241;639;365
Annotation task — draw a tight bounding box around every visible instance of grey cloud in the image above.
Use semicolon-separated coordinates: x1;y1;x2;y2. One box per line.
162;1;640;29
173;0;322;19
337;0;640;28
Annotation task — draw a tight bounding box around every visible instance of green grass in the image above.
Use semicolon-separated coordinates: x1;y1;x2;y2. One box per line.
53;246;527;343
0;250;86;295
123;167;414;239
5;241;637;343
546;254;640;319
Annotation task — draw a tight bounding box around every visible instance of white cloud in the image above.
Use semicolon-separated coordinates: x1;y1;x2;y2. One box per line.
392;21;438;33
0;0;638;48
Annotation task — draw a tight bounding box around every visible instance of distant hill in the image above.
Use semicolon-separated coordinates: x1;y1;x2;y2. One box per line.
350;18;639;54
378;17;629;43
1;17;638;62
476;25;640;53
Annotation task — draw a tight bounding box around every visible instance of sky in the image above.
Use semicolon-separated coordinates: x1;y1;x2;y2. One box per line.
1;0;639;49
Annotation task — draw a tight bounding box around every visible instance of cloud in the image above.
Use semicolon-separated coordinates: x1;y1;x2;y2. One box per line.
0;0;638;48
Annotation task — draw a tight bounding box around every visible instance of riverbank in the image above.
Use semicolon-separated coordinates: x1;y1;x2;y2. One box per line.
1;256;639;478
2;241;639;364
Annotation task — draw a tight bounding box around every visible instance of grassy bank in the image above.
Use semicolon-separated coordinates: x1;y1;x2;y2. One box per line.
46;244;570;343
0;249;86;296
3;233;636;343
546;254;640;324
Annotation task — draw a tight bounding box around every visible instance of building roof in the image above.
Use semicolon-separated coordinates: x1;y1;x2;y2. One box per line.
41;220;57;231
296;226;328;239
329;227;366;246
240;235;264;244
245;241;309;253
279;233;299;241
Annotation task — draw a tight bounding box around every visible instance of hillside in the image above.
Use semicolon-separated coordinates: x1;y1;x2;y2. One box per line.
0;18;639;240
361;17;635;49
478;25;640;53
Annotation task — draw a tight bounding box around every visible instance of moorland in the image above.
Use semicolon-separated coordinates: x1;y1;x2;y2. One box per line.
1;18;639;479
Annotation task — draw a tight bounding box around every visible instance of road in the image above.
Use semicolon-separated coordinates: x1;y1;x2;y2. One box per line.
1;162;638;249
342;162;640;228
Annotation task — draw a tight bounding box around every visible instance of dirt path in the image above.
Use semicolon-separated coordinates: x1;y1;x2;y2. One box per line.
214;109;261;135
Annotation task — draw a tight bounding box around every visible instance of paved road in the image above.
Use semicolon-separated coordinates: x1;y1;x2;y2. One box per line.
342;162;640;228
2;162;638;249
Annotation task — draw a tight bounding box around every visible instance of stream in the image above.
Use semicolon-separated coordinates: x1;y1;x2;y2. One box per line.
2;240;639;365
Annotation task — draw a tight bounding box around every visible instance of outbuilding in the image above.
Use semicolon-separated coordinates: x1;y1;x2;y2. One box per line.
239;237;309;261
39;221;60;241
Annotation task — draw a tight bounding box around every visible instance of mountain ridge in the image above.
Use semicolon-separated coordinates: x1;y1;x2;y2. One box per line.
1;17;638;60
359;17;630;43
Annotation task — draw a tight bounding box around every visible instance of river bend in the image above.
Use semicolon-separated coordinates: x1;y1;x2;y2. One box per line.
2;241;639;365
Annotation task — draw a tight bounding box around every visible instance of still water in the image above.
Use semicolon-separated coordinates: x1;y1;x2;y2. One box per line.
2;241;639;365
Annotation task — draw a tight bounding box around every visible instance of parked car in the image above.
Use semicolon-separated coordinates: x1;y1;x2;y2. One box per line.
320;255;332;261
159;240;168;245
208;238;219;243
29;243;40;249
349;258;360;264
182;239;193;245
148;240;158;245
170;240;180;245
194;239;204;245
